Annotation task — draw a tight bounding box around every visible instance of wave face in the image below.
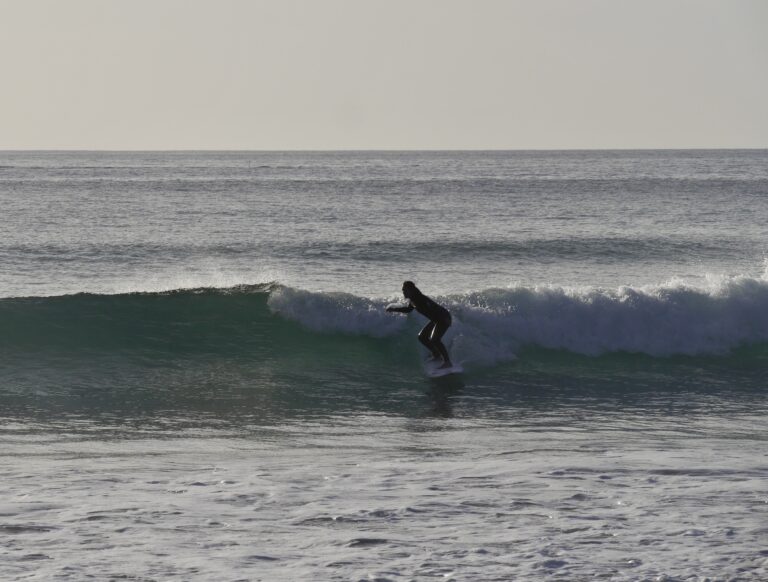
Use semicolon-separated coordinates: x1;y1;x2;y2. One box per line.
4;275;768;362
1;284;278;356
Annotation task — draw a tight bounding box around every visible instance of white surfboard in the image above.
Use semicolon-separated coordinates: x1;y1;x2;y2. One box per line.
425;361;464;378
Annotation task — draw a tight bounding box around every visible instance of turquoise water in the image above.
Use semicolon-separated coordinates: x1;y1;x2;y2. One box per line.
2;151;768;580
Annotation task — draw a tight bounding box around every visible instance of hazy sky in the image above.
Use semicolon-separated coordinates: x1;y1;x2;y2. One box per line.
1;0;766;149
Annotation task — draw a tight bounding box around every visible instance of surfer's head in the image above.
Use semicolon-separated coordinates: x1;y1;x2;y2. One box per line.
402;280;418;299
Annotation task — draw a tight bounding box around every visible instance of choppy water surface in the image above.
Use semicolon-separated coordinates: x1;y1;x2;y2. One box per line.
2;150;768;580
3;150;768;296
3;404;768;581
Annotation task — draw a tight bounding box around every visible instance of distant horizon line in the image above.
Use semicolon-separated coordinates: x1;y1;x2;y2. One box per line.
1;147;767;153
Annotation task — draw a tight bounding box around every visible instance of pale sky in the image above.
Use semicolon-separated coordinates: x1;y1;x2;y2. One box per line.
1;0;766;150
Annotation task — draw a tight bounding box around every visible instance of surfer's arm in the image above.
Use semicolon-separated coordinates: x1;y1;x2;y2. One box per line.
386;303;414;314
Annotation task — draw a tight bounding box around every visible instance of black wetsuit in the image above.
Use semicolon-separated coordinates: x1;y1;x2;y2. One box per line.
399;291;452;363
406;292;451;325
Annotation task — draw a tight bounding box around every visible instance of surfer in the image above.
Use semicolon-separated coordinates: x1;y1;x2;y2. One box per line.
387;281;453;369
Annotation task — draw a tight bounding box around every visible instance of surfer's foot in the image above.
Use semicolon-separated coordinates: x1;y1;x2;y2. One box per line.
438;361;453;369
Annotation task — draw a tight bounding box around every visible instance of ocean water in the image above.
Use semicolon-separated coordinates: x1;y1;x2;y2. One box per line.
2;150;768;581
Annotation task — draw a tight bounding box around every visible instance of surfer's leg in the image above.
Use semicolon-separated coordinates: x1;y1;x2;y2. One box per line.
430;316;452;367
418;322;440;358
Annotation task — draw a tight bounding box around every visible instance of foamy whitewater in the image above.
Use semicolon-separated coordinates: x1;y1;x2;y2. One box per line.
2;150;768;581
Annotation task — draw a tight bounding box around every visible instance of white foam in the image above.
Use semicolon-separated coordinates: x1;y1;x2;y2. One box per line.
268;273;768;362
450;274;768;362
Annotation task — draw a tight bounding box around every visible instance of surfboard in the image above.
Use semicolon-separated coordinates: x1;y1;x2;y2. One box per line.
425;361;464;378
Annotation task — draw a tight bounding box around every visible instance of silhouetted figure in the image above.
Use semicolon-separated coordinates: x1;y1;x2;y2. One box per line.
387;281;452;368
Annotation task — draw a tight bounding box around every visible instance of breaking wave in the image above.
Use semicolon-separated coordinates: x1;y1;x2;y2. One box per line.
3;273;768;364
